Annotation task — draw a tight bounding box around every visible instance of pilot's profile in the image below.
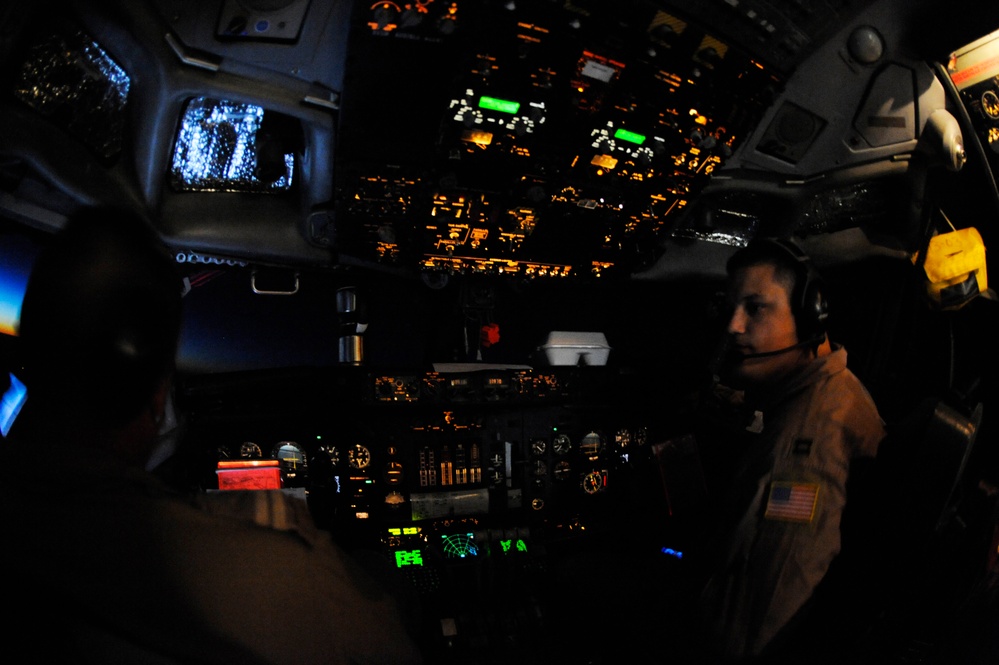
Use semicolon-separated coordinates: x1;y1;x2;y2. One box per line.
693;237;886;661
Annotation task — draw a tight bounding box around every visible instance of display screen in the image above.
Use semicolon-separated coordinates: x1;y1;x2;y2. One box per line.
614;128;646;144
395;549;424;567
478;96;520;114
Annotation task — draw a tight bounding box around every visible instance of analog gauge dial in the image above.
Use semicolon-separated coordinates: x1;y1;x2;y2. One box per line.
554;460;571;480
552;433;571;455
240;441;263;458
319;444;339;465
615;428;631;448
982;90;999;119
531;498;545;510
530;439;547;456
273;441;307;470
532;460;548;477
347;443;372;469
582;470;605;494
579;431;604;458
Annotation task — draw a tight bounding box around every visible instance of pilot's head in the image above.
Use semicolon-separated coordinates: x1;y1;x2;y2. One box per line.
16;206;183;442
720;237;828;389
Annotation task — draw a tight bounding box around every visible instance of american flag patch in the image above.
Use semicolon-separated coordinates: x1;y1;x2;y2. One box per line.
764;482;819;522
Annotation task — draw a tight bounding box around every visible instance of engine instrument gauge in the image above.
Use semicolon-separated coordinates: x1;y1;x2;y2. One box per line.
240;441;263;458
530;439;547;456
552;433;571;455
348;443;372;469
554;460;571;480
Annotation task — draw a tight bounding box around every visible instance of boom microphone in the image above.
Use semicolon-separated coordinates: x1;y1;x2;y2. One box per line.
734;335;827;360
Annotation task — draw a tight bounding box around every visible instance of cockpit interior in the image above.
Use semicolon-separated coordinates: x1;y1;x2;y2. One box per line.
1;0;998;662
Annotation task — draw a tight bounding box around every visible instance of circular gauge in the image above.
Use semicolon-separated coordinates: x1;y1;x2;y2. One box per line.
554;460;571;480
530;439;547;456
273;441;307;471
319;444;339;465
634;427;648;446
615;428;632;448
347;443;372;469
552;433;572;455
239;441;263;458
532;460;548;477
982;90;999;119
216;446;231;460
582;470;604;494
579;431;604;458
531;498;545;510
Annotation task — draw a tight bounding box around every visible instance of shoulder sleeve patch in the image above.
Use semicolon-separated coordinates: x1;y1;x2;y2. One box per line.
764;481;819;522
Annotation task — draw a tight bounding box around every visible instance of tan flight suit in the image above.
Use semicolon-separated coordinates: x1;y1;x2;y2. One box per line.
698;345;886;659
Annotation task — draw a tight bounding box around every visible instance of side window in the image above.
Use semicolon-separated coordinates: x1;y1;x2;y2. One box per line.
12;29;130;161
170;98;299;193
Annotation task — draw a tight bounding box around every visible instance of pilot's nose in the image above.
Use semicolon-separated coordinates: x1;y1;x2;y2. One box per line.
726;306;746;335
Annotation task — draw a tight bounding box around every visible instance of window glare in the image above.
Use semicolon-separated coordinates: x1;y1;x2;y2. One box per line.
170;97;294;193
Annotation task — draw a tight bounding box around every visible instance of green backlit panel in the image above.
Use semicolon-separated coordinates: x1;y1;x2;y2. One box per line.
614;128;646;144
479;96;520;114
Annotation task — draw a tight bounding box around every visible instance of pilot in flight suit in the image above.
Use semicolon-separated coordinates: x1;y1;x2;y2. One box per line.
694;238;885;661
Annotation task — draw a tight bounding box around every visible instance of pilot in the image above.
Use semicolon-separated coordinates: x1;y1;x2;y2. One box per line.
1;206;423;664
691;237;886;662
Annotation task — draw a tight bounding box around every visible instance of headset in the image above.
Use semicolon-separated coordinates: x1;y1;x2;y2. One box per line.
765;237;828;346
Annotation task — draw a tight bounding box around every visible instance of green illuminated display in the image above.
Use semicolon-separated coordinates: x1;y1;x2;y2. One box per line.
500;538;528;554
614;128;646;145
395;550;424;567
479;96;520;114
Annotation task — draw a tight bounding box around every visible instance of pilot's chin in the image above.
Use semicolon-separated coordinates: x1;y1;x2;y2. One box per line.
716;355;750;388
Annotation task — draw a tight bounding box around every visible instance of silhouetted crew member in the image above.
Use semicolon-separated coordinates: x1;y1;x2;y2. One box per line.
2;206;422;665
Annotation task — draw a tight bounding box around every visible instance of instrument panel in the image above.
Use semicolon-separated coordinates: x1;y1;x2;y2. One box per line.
181;365;685;660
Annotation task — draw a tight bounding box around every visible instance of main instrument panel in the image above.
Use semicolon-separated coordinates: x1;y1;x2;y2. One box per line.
180;365;695;661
